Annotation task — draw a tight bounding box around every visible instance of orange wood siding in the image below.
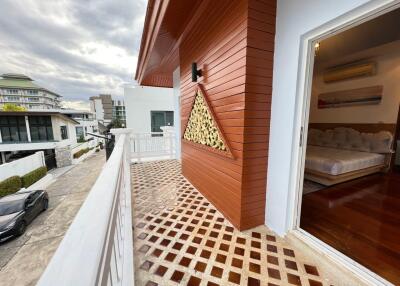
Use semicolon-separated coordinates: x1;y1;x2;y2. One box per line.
180;0;276;230
241;0;276;230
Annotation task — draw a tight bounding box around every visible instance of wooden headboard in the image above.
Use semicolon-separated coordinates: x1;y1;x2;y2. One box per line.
308;123;396;135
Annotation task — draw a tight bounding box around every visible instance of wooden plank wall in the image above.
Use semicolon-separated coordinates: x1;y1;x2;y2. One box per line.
241;0;276;229
179;0;276;230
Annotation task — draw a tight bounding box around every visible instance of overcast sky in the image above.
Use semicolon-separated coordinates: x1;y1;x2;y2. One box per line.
0;0;147;110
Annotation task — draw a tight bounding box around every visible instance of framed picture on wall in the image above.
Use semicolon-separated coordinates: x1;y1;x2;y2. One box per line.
318;85;383;109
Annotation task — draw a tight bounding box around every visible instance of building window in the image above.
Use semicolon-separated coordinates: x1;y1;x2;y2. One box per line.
76;126;84;137
151;111;174;133
7;96;20;101
60;126;68;140
7;89;19;94
0;116;28;143
28;97;39;102
29;116;53;142
27;90;38;95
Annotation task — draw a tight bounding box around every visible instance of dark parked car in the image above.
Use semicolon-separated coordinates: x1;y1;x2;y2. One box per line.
0;190;48;240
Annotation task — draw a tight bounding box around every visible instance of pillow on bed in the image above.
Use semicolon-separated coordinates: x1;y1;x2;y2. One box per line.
332;128;348;148
346;129;364;151
307;129;323;146
369;131;393;153
321;129;336;147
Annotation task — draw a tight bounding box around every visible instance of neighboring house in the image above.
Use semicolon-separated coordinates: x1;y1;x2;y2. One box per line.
0;73;62;110
0;110;78;168
124;86;174;133
60;109;99;140
89;94;113;125
112;99;126;126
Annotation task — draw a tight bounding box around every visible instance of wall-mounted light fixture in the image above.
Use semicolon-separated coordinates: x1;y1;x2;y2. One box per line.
314;42;320;56
191;62;202;82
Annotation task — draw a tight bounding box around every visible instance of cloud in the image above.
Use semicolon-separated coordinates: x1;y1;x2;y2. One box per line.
61;100;91;111
0;0;147;102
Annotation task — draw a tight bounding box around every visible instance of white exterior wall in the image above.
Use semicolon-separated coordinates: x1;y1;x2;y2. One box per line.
173;68;181;160
75;119;99;139
51;116;77;147
90;98;104;121
0;151;45;181
124;86;174;134
266;0;394;236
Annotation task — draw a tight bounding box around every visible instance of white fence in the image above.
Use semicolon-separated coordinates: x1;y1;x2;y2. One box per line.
37;131;133;286
0;151;45;181
130;131;175;162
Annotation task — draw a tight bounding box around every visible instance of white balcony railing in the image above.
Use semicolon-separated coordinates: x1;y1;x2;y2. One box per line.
130;128;175;162
37;129;134;286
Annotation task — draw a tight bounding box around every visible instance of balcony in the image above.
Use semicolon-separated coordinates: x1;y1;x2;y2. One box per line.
37;129;363;286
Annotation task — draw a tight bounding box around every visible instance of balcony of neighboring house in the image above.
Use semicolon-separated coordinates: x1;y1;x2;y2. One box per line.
37;128;366;286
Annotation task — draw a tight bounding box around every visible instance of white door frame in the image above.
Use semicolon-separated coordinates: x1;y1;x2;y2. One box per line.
287;1;400;285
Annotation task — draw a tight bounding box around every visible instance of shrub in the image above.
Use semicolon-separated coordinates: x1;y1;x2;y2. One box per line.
77;135;86;143
73;147;90;159
21;167;47;188
0;176;22;197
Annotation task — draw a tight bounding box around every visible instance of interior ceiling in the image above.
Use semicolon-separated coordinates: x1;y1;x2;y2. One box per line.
315;8;400;65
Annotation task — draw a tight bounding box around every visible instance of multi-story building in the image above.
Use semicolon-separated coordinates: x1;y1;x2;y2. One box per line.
0;73;62;110
60;109;99;141
112;99;126;126
89;94;112;125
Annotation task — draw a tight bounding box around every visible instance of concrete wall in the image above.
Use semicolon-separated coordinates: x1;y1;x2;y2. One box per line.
124;86;174;134
266;0;385;235
310;41;400;124
0;151;45;181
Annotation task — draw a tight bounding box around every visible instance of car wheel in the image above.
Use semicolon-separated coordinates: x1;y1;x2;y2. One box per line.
16;221;27;236
42;199;49;211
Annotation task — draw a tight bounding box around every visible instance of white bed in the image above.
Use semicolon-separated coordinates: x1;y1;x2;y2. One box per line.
305;146;385;176
304;127;393;186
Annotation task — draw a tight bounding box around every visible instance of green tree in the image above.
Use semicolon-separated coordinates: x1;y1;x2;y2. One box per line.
2;103;27;112
106;118;123;131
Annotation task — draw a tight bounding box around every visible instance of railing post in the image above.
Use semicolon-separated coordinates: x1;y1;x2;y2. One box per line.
111;128;133;164
161;126;175;159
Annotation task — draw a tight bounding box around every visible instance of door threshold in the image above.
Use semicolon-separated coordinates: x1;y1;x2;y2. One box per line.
289;229;393;286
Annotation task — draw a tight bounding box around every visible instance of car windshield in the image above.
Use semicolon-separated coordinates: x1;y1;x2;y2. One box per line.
0;199;25;216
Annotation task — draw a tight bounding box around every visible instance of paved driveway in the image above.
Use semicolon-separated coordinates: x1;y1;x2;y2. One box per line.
0;151;105;286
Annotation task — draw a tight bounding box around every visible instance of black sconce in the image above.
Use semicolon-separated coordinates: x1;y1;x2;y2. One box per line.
191;62;202;82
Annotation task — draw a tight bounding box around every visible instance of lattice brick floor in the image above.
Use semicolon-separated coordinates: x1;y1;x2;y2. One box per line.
131;160;329;286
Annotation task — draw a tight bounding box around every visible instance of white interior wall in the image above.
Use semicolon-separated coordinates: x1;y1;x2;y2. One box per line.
266;0;389;236
310;42;400;124
124;86;174;134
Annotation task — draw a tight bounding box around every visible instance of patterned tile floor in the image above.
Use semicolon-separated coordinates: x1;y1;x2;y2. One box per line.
132;160;333;286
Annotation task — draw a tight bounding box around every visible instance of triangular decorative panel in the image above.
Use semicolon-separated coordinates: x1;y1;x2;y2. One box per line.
183;85;233;158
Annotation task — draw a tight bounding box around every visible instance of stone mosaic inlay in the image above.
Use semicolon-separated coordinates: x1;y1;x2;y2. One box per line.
132;160;328;286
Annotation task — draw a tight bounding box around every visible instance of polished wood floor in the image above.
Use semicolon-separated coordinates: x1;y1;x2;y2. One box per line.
301;172;400;285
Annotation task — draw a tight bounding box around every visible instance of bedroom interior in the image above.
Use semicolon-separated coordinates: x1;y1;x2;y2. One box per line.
299;7;400;285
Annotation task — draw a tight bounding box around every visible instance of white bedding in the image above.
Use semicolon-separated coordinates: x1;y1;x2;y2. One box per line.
305;146;385;176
